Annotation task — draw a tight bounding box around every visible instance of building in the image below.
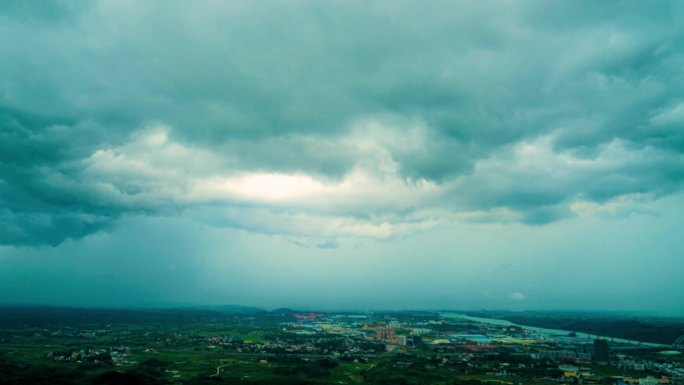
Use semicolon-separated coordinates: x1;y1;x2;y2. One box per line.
594;339;610;362
376;328;397;343
539;350;577;362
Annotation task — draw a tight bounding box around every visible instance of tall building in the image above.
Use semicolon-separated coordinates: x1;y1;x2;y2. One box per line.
376;328;397;343
594;339;610;362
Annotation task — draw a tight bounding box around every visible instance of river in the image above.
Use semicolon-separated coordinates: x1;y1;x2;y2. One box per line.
440;312;667;348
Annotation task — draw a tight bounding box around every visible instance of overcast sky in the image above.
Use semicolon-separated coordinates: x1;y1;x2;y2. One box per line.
1;1;683;314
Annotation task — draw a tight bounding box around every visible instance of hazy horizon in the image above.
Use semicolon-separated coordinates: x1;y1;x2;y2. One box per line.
1;1;683;315
2;303;682;318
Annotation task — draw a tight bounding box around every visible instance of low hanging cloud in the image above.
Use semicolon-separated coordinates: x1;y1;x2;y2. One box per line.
1;1;683;246
509;292;526;302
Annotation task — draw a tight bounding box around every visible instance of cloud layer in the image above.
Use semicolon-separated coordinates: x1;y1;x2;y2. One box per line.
1;1;683;246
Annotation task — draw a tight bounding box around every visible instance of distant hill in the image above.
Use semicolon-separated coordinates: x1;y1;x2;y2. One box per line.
0;306;264;326
269;308;298;316
180;304;265;313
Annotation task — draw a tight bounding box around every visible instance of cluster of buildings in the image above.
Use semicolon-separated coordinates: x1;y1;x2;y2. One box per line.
617;354;684;379
47;326;109;339
616;376;671;385
275;312;684;384
47;345;133;366
534;339;610;363
365;322;410;349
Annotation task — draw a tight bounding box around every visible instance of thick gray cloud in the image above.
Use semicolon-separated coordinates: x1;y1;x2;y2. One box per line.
1;1;684;246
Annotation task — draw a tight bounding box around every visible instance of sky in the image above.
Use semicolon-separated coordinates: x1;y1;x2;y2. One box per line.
0;0;683;314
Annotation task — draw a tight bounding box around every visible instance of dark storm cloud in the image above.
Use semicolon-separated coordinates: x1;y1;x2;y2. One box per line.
1;0;684;246
0;108;116;245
